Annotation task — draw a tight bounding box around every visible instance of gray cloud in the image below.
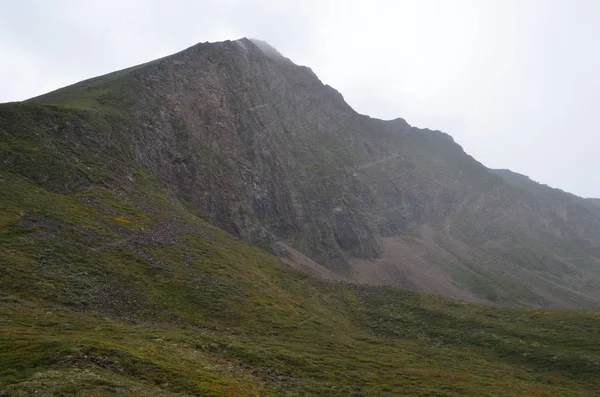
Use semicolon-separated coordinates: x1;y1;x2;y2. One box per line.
2;0;599;197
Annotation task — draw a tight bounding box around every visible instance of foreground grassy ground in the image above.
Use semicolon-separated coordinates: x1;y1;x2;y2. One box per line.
1;165;600;396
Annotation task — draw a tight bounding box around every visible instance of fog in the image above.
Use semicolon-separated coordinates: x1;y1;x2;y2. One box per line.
2;0;599;197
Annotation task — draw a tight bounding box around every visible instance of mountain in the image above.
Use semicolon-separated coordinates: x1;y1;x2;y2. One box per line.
2;38;600;395
9;37;600;308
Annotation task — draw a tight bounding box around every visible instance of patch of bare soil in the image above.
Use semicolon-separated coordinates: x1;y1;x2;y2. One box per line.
277;242;350;282
277;226;487;302
348;228;486;303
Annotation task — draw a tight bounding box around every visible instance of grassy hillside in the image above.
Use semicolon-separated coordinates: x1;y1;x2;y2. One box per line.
1;103;600;396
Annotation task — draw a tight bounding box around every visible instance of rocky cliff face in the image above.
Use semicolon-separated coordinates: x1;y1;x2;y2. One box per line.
6;38;600;307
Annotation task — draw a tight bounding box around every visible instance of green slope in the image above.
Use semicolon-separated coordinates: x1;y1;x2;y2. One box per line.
2;102;600;396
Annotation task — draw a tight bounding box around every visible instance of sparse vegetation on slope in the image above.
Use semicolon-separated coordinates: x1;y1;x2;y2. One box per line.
0;132;599;395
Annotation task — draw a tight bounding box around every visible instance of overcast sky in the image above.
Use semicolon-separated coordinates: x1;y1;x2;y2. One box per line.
2;0;599;197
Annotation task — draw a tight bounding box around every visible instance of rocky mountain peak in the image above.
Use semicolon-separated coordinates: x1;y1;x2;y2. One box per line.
247;38;285;60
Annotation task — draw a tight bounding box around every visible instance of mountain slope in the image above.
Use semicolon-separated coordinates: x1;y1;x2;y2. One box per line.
3;37;600;396
2;166;600;396
589;198;600;207
14;37;600;308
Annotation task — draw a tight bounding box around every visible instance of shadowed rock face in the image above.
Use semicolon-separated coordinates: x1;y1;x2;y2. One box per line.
11;38;600;306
